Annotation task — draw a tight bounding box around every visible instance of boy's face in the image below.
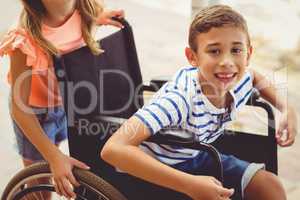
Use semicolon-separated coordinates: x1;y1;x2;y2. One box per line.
186;26;252;95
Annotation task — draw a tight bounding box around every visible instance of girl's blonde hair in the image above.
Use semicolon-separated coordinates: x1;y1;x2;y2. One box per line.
20;0;103;56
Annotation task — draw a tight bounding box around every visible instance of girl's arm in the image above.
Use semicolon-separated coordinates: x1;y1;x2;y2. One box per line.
101;116;234;200
251;69;298;146
10;49;90;199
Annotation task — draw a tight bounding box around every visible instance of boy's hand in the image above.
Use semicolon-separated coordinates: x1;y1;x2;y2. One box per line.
185;175;234;200
276;106;298;147
49;153;90;198
97;9;125;28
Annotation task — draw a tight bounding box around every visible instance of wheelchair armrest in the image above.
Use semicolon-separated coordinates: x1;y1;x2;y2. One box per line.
246;88;260;105
147;131;224;182
94;115;126;129
246;89;276;139
148;130;195;144
150;76;170;89
142;76;171;92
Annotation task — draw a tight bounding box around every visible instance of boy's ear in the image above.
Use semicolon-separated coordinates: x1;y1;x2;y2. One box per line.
185;47;198;66
246;45;253;66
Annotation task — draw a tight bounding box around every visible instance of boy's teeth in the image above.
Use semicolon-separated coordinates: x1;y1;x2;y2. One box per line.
216;73;235;78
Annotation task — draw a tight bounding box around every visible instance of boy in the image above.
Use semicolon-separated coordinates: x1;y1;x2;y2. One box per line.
101;5;297;200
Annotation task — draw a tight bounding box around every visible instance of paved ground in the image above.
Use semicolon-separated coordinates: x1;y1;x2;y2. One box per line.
0;0;300;199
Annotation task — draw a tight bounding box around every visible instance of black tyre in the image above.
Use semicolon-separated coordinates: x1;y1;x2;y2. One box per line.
1;162;128;200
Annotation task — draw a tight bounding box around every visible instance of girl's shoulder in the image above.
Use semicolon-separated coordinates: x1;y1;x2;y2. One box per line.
0;27;31;55
0;27;48;70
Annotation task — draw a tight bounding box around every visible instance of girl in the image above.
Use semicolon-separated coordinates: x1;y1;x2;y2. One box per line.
0;0;124;198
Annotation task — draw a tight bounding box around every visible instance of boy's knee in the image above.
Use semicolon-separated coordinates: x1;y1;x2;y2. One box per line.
261;171;285;193
245;170;286;200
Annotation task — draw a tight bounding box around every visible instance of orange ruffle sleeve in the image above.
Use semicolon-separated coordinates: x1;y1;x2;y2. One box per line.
0;28;62;107
0;28;48;71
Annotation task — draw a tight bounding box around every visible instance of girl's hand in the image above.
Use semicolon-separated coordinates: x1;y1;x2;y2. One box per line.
185;175;234;200
97;9;125;28
49;153;90;198
276;106;298;147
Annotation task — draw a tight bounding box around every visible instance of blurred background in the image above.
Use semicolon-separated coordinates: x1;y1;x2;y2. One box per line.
0;0;299;199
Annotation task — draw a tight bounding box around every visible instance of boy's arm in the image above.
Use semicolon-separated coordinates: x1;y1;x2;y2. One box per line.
251;69;298;146
101;116;234;199
101;116;189;193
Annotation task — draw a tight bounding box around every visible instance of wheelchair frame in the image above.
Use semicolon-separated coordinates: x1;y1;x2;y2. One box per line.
1;18;277;200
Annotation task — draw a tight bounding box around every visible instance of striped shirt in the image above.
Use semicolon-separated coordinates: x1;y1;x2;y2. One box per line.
135;66;254;165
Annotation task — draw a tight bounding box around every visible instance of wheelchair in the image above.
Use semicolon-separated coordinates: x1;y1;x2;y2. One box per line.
1;19;277;200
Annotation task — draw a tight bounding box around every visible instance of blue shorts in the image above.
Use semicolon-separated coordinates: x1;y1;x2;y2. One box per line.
172;151;265;199
12;106;68;161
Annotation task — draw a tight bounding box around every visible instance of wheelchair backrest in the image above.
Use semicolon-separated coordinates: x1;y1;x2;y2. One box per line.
53;19;144;178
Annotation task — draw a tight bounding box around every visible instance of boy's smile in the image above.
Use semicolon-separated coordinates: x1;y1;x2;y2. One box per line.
186;26;252;100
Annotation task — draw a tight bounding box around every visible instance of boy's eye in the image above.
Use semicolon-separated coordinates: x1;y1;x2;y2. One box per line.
231;48;243;54
208;49;220;55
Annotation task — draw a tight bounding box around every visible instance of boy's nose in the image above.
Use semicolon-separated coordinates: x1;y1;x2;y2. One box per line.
219;56;235;68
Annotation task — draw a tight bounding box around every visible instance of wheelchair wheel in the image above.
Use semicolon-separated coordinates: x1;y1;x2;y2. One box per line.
1;162;128;200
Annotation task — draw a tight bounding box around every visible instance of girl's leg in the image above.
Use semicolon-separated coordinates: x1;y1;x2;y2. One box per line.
244;170;286;200
11;105;67;199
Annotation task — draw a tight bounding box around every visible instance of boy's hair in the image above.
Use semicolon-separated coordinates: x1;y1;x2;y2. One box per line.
20;0;103;57
189;5;250;52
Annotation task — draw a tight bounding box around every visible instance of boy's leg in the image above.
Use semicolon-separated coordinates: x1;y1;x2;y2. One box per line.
244;170;286;200
172;152;265;199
